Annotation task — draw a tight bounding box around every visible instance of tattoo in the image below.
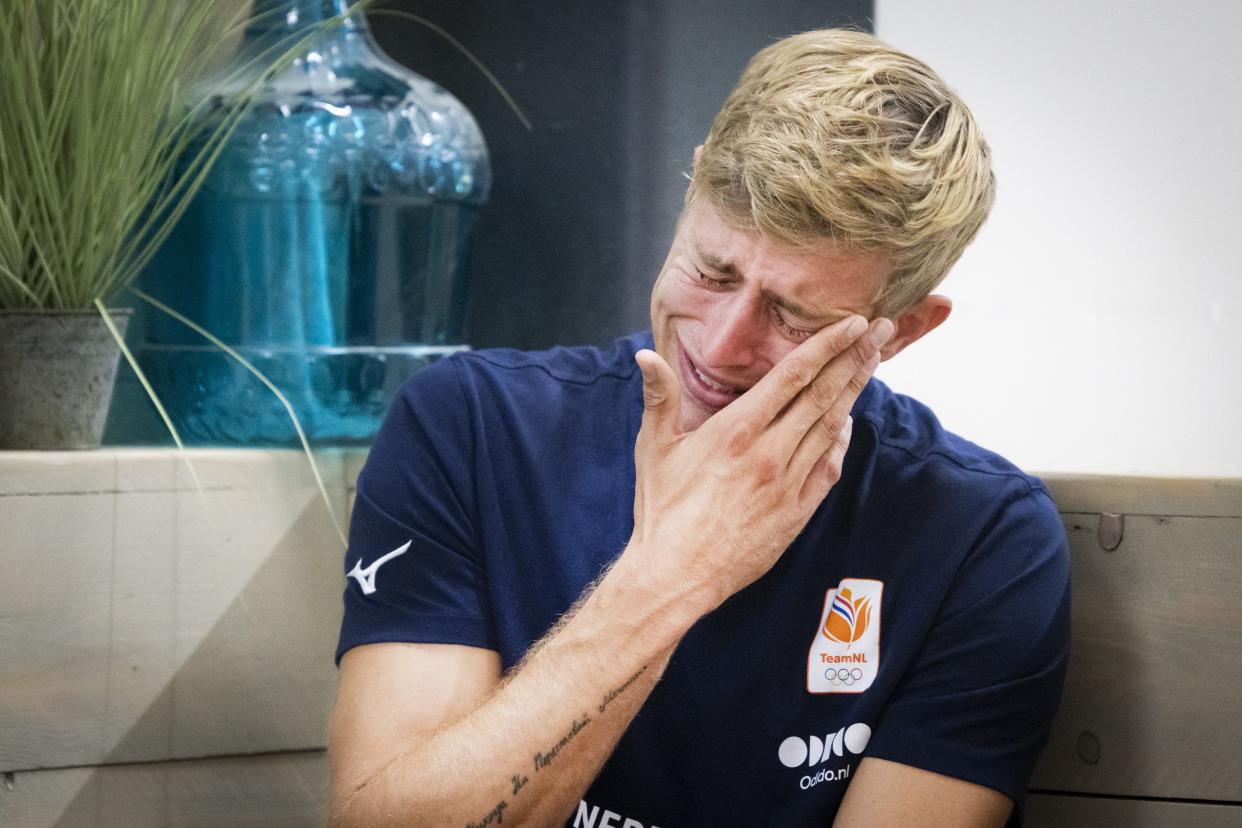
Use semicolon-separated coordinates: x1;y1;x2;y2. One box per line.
598;667;646;715
533;714;592;772
466;666;650;826
465;799;508;827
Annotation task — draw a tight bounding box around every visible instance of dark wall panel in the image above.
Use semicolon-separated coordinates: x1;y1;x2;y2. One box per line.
369;1;874;350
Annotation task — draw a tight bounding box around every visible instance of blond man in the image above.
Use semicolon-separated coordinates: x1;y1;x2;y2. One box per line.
329;29;1068;826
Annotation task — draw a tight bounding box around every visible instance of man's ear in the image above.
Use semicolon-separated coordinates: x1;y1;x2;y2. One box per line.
693;144;703;168
879;294;952;361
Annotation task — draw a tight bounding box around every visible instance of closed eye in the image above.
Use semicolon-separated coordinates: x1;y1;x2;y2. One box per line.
696;268;820;340
773;314;817;341
695;268;731;288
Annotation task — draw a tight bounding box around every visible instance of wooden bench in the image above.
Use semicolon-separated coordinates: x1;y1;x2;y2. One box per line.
1026;475;1242;825
1;451;1238;824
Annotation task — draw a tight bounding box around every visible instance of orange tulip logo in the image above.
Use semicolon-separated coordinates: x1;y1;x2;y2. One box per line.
823;588;872;645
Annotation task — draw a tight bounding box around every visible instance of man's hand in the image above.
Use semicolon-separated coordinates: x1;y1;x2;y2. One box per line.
627;315;894;611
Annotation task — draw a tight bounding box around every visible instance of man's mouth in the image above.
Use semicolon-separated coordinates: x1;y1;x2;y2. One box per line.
678;344;746;408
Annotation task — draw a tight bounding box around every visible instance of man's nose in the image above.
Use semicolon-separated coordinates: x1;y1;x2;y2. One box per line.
698;293;766;368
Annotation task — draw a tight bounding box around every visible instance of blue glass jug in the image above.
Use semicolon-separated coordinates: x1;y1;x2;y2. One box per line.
136;0;488;444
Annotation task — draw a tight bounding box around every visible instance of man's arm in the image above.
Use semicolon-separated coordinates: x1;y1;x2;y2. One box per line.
329;643;501;811
327;314;891;825
328;565;681;827
834;758;1013;827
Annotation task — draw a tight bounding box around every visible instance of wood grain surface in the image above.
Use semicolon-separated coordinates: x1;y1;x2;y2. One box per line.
1027;792;1242;827
1030;509;1242;801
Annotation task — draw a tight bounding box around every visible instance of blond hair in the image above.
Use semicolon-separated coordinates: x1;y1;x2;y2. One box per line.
691;29;995;317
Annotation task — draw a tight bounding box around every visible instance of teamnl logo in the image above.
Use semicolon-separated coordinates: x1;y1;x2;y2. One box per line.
806;578;883;694
778;723;872;790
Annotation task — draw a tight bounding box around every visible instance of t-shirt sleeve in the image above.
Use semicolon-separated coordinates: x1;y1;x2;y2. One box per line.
335;357;496;664
865;487;1071;807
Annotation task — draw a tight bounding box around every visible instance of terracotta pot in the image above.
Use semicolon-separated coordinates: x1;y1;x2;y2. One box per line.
0;309;132;450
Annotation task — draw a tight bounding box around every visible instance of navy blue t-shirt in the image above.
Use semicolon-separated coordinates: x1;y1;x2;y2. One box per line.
337;332;1070;826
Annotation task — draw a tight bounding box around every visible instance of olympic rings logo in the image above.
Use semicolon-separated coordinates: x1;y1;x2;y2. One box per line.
824;667;865;687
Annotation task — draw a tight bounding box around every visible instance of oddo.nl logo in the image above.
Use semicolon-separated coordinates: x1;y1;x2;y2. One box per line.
778;723;872;769
778;722;872;790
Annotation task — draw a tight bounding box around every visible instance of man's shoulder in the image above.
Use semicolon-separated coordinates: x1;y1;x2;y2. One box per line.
399;332;649;407
858;378;1052;508
456;332;649;385
388;333;650;458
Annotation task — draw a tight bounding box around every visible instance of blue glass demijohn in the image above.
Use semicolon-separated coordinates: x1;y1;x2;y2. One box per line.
136;0;488;445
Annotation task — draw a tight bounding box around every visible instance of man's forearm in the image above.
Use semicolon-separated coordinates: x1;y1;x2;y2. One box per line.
329;552;701;827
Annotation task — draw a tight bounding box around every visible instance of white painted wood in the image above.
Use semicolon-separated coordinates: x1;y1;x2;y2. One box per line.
1032;514;1242;801
0;750;329;827
0;448;360;497
169;448;349;493
103;488;178;764
167;485;345;759
0;492;116;770
1026;793;1242;827
0;450;115;495
114;449;176;493
1;450;349;772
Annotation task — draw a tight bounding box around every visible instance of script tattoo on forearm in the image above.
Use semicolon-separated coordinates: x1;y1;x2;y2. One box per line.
465;798;508;828
463;667;650;827
598;667;646;715
534;713;592;771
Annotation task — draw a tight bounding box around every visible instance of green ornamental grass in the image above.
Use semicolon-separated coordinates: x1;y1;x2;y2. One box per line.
0;0;341;310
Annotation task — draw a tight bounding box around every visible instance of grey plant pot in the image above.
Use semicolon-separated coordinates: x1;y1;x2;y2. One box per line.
0;309;132;450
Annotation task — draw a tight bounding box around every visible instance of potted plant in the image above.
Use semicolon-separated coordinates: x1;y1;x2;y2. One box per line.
0;0;344;449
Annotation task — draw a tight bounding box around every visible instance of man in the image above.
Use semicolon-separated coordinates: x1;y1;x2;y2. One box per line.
328;29;1069;827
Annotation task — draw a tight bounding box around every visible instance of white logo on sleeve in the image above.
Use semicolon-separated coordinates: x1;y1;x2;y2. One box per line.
347;540;412;595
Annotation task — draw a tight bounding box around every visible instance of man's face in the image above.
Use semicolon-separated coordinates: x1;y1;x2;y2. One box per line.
650;197;889;432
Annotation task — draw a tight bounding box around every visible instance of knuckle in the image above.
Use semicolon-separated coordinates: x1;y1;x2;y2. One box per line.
822;411;848;437
848;342;871;370
809;375;841;408
822;460;843;484
751;455;779;486
845;369;870;395
725;423;757;457
779;359;816;389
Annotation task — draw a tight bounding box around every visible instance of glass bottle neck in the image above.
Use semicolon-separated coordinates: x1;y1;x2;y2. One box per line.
247;0;355;34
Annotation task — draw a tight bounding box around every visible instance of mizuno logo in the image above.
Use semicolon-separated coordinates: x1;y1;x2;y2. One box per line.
347;540;412;595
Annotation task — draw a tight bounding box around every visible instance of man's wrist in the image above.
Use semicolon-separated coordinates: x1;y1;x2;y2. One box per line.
583;545;714;658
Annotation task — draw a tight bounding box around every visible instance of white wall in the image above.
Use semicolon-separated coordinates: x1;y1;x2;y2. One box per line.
874;0;1241;476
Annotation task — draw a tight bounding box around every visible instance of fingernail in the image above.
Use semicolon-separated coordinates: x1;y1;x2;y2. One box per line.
845;315;867;338
842;415;854;439
869;318;894;347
